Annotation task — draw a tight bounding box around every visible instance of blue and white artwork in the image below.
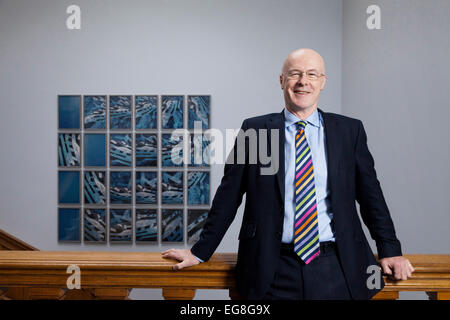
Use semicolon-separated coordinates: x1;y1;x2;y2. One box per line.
109;209;132;242
162;209;183;242
84;209;106;242
84;95;106;129
136;171;157;204
58;133;81;167
188;95;210;129
84;133;106;167
110;95;132;129
110;171;132;204
58;95;80;129
187;209;209;244
161;95;183;129
188;171;210;205
58;171;80;204
136;209;157;242
58;208;80;242
161;171;183;204
136;95;157;129
136;134;157;167
110;134;132;167
189;134;211;167
84;171;106;204
162;133;183;167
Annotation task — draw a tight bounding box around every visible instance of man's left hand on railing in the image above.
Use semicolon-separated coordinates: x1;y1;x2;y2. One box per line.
379;256;415;281
161;249;201;271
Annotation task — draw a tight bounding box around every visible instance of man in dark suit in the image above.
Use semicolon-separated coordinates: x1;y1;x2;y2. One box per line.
162;48;414;299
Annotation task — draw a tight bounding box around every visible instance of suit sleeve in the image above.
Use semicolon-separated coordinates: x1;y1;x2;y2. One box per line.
354;120;402;259
190;119;249;262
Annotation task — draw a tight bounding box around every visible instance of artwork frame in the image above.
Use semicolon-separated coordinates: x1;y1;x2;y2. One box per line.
109;208;132;243
58;133;81;167
58;208;81;243
135;171;158;205
189;133;211;167
161;95;184;129
161;208;183;243
161;132;184;167
84;208;107;243
109;171;132;205
84;95;107;130
161;171;184;205
135;133;158;167
135;208;158;242
135;95;158;130
84;133;106;167
110;133;132;167
110;95;132;130
187;209;209;244
58;95;81;130
188;171;210;206
187;95;210;130
84;171;106;205
58;170;81;204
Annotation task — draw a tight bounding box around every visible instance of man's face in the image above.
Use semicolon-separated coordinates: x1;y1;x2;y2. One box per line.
280;52;326;112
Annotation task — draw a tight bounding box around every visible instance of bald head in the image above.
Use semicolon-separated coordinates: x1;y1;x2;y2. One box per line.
281;48;326;75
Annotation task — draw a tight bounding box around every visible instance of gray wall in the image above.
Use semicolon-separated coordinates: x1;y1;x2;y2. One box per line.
0;0;448;300
342;0;450;299
0;0;342;299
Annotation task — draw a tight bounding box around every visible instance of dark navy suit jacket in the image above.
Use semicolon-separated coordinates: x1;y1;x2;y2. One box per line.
191;108;402;299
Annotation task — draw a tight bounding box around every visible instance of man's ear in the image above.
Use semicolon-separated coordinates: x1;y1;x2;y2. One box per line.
280;75;284;89
320;75;327;90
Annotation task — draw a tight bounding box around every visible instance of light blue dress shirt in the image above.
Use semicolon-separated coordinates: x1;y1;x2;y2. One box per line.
283;108;335;243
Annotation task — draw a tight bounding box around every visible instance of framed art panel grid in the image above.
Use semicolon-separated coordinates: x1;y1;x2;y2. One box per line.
57;94;212;245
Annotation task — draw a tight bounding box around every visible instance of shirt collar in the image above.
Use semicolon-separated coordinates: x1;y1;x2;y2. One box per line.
284;107;321;128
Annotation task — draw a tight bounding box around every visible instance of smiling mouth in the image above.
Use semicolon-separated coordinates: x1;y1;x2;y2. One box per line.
294;90;310;95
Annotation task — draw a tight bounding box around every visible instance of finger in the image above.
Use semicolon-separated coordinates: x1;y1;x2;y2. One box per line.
402;267;408;280
381;262;392;275
173;260;189;271
407;268;412;278
393;265;403;280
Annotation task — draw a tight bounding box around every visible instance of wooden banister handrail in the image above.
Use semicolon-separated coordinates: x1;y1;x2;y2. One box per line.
0;251;449;300
0;229;38;251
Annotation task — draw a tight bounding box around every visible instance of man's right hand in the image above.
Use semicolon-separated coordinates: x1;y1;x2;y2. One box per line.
161;248;201;270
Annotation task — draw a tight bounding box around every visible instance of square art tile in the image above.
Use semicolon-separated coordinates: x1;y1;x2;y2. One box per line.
135;209;157;242
58;208;81;242
58;95;81;129
161;209;183;242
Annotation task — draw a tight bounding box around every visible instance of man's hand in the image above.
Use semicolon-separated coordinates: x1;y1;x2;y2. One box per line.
379;256;414;281
161;248;201;271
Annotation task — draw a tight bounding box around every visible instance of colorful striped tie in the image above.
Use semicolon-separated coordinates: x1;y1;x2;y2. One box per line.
294;120;320;264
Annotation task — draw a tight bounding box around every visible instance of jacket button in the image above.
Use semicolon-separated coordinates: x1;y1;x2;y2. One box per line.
276;231;282;239
279;206;284;214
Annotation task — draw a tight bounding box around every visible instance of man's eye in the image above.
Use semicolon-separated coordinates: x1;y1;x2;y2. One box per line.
308;73;318;78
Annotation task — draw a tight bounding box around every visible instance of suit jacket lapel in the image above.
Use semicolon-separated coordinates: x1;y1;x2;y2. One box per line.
266;109;285;204
319;108;342;203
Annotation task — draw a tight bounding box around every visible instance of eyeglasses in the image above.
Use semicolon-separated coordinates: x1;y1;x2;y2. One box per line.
284;70;325;81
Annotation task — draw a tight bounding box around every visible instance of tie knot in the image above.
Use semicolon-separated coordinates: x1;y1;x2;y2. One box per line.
297;120;307;130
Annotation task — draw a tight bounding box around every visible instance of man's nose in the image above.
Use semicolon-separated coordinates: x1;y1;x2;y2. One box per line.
297;75;309;85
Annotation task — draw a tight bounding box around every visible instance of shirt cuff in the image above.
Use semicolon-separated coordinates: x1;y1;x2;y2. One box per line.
193;254;204;263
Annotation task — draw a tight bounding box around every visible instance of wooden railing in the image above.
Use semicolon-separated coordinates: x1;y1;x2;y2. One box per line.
0;250;449;300
0;230;449;300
